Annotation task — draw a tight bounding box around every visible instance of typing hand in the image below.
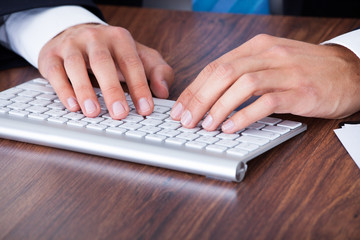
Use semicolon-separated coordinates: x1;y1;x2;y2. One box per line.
38;24;174;119
170;34;360;133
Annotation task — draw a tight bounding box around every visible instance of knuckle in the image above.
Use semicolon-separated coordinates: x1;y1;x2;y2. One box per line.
45;63;63;78
82;27;99;40
203;61;220;76
268;45;292;58
90;49;112;65
241;73;258;92
119;54;141;68
64;53;83;66
214;63;235;83
252;34;273;45
112;27;132;39
101;85;122;96
261;94;279;111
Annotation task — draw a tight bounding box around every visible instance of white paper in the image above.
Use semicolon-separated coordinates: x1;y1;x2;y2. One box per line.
334;124;360;169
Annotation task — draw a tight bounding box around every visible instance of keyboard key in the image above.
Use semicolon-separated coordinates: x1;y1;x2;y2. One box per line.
277;120;302;129
176;132;200;141
47;102;66;110
185;141;207;149
227;148;248;157
67;120;88;127
262;125;290;134
17;82;55;94
158;122;181;129
145;134;167;142
81;117;105;124
101;119;123;127
63;112;85;121
121;122;143;130
258;116;282;125
28;113;49;121
12;96;33;103
105;127;127;135
153;105;170;113
206;144;227;153
195;136;220;144
215;139;238;148
86;124;108;131
237;135;269;145
125;130;147;138
123;115;144;123
36;94;57;101
242;129;280;140
140;118;163;126
235;142;259;152
165;137;187;146
216;133;239;140
178;127;200;133
0;93;16;100
28;99;52;107
157;129;181;137
27;106;49;114
47;117;68;124
7;102;31;110
0;100;11;107
247;122;265;130
9;110;29;117
0;107;10;113
146;112;168;120
44;109;68;117
197;129;220;136
18;90;41;98
138;126;161;134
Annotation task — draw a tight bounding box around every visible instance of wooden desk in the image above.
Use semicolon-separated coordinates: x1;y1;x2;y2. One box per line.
1;6;359;239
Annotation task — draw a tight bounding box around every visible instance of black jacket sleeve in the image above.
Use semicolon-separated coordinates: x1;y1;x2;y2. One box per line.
0;0;103;71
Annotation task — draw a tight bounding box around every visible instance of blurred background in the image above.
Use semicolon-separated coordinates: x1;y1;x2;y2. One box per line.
94;0;360;18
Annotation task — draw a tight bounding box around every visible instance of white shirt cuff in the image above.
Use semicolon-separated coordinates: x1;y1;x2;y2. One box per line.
322;29;360;59
5;6;107;68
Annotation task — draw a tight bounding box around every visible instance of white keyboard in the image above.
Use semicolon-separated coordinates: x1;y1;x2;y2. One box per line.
0;78;306;182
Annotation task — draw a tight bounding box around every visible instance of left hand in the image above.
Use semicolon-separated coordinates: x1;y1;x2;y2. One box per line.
170;34;360;133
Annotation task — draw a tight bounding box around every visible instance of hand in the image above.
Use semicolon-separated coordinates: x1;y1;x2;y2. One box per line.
170;34;360;133
38;24;174;118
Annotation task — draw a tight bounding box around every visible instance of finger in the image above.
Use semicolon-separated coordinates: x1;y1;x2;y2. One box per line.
39;55;80;112
178;55;277;128
63;49;100;117
202;69;293;131
221;90;299;133
88;44;129;119
136;43;174;99
112;29;153;116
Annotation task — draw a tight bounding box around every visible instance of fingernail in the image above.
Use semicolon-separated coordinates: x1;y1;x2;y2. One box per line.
170;102;183;119
138;98;151;113
112;101;126;117
222;119;235;132
202;114;213;129
84;99;97;114
161;80;168;91
181;110;192;126
67;97;78;109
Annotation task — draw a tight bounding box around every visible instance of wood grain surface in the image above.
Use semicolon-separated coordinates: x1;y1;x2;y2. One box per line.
0;6;359;240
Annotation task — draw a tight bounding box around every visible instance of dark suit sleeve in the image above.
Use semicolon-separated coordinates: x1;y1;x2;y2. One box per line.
0;0;103;71
0;0;103;19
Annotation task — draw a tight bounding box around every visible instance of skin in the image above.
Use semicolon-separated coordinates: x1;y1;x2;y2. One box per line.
170;34;360;133
38;23;174;119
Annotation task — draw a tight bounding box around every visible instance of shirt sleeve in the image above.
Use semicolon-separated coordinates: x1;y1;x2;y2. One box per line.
322;29;360;59
3;6;107;68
